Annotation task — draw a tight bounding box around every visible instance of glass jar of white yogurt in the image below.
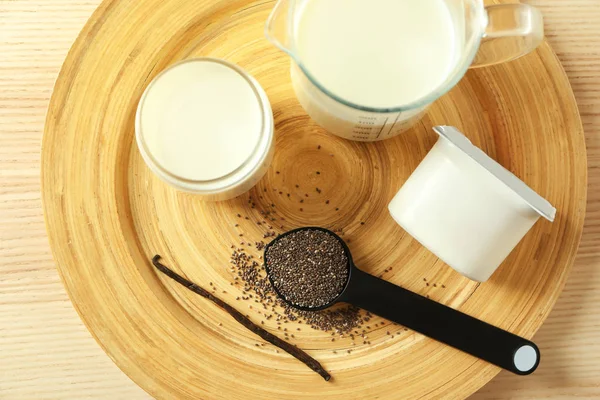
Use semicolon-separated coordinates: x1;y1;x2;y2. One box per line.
136;58;274;201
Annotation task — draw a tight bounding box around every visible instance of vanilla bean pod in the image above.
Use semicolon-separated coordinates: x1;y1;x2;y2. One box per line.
151;255;331;381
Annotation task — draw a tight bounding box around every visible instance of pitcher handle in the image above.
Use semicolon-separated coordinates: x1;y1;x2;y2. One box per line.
471;4;544;68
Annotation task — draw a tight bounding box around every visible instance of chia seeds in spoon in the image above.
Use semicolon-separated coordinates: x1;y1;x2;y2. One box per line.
266;229;349;308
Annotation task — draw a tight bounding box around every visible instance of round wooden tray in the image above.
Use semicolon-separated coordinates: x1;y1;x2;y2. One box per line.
42;0;587;398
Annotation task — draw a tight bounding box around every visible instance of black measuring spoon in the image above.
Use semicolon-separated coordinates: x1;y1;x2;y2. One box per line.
264;227;540;375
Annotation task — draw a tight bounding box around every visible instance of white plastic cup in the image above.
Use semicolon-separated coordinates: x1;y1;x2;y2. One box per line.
388;126;555;282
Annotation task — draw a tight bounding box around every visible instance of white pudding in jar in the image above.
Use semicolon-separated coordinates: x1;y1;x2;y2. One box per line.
136;58;274;201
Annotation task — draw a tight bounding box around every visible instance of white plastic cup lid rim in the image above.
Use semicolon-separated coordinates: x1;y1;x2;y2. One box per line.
433;126;556;222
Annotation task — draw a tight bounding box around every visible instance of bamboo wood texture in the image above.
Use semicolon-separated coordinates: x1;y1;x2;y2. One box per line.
39;0;587;398
2;0;599;399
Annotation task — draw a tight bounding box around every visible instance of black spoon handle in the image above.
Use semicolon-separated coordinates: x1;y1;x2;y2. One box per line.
342;268;539;375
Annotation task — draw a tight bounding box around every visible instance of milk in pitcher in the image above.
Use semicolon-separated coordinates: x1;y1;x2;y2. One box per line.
291;0;459;140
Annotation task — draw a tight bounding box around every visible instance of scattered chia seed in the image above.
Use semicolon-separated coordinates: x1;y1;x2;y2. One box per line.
230;252;364;334
226;208;369;336
265;229;349;309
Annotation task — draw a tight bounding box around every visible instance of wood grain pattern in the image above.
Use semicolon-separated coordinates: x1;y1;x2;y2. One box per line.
1;1;599;399
40;0;587;398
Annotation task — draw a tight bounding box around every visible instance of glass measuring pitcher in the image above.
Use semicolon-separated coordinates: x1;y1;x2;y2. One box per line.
265;0;544;142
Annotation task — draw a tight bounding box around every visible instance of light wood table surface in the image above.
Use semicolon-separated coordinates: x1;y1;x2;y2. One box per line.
1;1;598;398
